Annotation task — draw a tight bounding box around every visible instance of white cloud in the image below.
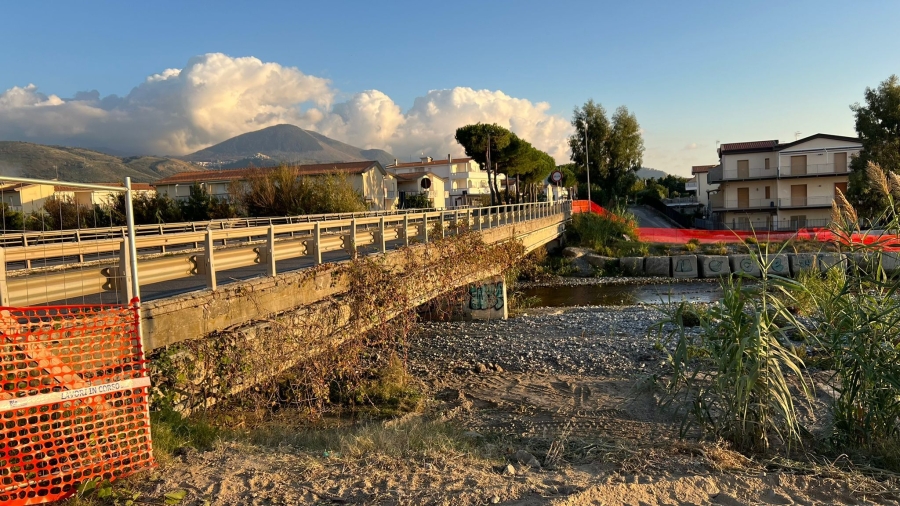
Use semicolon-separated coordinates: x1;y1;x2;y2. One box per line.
0;53;573;163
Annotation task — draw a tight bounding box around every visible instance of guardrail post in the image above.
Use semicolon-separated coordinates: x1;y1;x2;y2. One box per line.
313;222;322;264
349;219;358;259
204;229;217;290
477;209;483;231
403;215;409;247
378;216;386;253
266;225;277;277
22;235;30;270
0;248;9;306
75;230;84;262
118;240;135;303
439;212;445;238
421;212;429;243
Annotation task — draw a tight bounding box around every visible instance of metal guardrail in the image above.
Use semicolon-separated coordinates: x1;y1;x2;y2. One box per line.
1;201;571;306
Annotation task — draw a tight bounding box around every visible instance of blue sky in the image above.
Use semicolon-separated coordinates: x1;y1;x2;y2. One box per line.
1;0;898;176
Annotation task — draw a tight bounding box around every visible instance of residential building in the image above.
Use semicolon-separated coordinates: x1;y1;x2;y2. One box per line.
393;172;447;209
153;161;395;211
385;155;502;208
686;164;719;211
707;133;862;230
54;183;155;207
0;182;56;213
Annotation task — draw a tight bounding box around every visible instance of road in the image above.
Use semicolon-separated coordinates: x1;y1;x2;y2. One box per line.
628;205;677;228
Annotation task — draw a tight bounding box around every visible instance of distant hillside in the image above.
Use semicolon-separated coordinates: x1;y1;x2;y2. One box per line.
0;142;203;183
636;167;669;179
183;124;396;168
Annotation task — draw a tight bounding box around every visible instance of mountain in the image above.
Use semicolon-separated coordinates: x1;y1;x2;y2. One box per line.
636;167;670;179
182;124;396;168
0;142;204;183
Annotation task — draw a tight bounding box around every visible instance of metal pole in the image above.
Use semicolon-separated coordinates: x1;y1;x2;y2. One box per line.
584;119;591;204
123;177;141;303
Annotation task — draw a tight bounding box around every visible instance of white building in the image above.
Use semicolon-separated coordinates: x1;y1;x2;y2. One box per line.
392;172;448;209
686;164;719;210
0;182;55;213
54;183;155;207
708;133;862;230
385;156;503;208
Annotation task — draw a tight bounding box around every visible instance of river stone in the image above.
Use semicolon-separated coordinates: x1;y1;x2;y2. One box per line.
644;256;671;277
620;257;644;276
816;252;846;273
789;254;817;276
584;253;618;270
562;247;588;258
730;254;762;277
698;255;731;278
569;256;594;277
763;253;791;277
671;255;698;278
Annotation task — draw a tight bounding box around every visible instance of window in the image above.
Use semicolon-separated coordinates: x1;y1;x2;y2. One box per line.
765;158;770;170
764;186;771;199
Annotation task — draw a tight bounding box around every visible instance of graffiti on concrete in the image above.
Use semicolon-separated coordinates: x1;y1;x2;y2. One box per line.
468;281;505;311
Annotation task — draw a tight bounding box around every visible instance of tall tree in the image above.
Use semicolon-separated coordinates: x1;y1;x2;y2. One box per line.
847;75;900;218
455;123;512;205
568;100;644;205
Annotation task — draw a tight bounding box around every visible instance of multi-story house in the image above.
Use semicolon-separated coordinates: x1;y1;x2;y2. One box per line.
686;164;719;210
385;156;502;208
0;182;56;213
154;161;396;211
707;133;862;230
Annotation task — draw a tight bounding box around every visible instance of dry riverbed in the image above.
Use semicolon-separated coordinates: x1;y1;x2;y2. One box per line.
91;305;900;506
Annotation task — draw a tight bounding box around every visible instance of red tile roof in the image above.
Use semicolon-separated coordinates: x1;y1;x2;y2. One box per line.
387;157;472;168
718;140;779;154
154;161;381;185
54;183;154;192
691;165;717;174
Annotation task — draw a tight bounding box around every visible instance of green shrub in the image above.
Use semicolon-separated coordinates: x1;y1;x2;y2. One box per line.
567;209;646;257
684;242;698;253
656;273;810;452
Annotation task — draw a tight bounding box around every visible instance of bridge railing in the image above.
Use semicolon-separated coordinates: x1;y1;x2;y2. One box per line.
2;201;571;306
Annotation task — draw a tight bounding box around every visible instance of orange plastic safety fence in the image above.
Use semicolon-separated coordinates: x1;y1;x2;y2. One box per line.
0;300;153;505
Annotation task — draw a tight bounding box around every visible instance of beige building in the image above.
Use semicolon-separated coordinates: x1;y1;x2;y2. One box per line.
686;164;719;210
0;182;56;213
54;183;155;207
393;172;448;209
708;134;861;230
154;161;395;211
386;155;502;208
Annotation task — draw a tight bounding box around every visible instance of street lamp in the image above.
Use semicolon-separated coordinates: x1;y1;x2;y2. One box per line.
581;118;591;204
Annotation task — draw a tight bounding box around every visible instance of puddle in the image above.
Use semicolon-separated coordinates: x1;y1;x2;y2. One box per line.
520;282;725;307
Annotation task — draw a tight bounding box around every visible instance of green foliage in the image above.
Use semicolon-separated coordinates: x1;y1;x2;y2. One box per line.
332;354;423;417
657;274;810;452
401;192;432;209
569;100;645;203
703;242;729;256
847;75;900;219
684;242;698;253
566;209;642;257
151;407;220;460
235;165;367;216
0;203;23;230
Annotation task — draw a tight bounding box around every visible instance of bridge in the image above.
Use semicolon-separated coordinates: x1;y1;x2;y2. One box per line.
2;197;571;351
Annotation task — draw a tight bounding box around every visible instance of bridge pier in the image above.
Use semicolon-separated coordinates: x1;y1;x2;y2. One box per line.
464;275;507;320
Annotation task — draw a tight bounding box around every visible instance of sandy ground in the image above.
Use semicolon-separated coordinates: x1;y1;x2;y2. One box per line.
127;306;900;506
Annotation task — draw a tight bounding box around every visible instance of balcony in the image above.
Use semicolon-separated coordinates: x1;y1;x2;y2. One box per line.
779;163;849;178
778;196;835;208
709;166;778;183
662;196;699;206
685;177;698;191
710;198;776;211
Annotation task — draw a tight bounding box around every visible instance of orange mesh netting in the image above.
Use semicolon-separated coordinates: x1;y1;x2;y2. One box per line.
0;300;153;505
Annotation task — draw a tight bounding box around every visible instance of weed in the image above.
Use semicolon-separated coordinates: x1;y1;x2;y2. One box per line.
150;408;220;464
684;242;698;253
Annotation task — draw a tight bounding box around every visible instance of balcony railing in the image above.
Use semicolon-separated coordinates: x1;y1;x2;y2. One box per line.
715;198;777;209
662;196;699;205
778;196;834;208
684;180;698;191
710;167;778;182
780;162;849;177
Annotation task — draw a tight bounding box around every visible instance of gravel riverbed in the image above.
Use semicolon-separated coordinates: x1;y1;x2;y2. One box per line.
408;305;701;379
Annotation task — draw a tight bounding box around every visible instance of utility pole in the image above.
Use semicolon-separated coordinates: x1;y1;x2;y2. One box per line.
486;133;493;206
583;119;591;204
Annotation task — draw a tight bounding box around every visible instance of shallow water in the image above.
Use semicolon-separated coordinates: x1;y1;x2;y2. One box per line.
521;282;724;307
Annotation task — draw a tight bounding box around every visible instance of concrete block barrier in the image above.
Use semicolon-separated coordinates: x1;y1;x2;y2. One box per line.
672;255;698;278
698;255;731;278
730;254;762;277
763;253;791;277
621;257;644;276
815;252;846;273
789;253;817;276
644;256;671;277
